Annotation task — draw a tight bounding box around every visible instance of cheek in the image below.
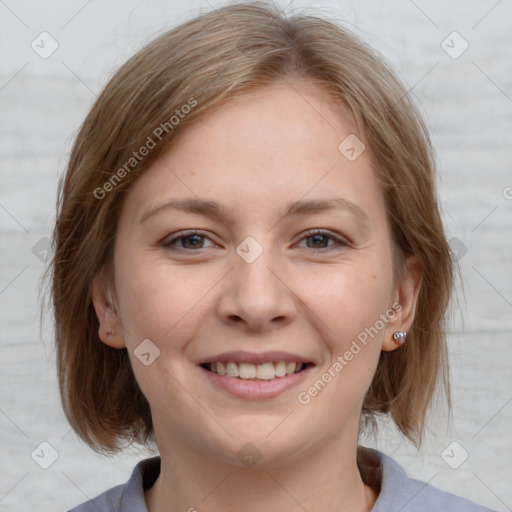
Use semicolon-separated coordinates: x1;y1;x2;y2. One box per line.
307;258;393;336
113;250;213;346
301;255;394;401
297;271;392;413
112;255;207;401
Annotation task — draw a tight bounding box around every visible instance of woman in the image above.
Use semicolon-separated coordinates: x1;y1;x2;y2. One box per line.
48;2;498;511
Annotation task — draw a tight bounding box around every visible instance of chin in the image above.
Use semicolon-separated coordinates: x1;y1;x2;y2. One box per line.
215;421;314;469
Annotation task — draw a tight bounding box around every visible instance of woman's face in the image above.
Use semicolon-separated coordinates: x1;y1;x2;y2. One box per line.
96;80;413;467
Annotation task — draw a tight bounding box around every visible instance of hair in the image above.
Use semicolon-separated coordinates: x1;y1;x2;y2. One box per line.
44;0;454;454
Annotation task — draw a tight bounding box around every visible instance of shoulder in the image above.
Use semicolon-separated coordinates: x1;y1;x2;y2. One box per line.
66;456;161;512
66;483;125;512
360;447;498;512
393;475;497;512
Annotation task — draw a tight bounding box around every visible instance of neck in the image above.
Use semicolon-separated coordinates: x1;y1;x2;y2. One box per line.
144;434;378;512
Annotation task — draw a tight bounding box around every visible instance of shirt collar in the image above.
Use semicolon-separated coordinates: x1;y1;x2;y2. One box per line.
117;447;405;511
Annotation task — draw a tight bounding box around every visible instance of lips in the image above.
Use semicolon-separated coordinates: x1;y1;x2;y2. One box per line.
198;350;314;387
197;350;313;366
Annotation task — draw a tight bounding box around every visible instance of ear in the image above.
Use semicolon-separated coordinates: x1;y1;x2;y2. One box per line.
90;269;126;349
382;256;422;352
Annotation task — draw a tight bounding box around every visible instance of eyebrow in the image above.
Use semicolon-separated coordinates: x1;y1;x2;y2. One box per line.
140;197;370;228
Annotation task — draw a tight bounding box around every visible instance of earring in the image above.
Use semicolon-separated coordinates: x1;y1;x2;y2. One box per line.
106;329;116;336
392;332;407;344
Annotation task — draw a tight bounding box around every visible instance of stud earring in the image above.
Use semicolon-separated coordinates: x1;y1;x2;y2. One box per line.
392;332;407;344
106;329;116;336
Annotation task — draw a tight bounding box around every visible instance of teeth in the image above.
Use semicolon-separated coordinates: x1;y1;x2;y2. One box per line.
239;363;256;379
274;361;287;377
226;361;239;377
286;362;297;374
209;361;304;380
256;362;274;380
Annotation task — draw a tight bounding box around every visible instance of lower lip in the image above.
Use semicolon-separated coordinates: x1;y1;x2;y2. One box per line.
199;365;313;400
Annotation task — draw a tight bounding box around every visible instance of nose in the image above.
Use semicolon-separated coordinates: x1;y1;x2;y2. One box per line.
216;242;297;332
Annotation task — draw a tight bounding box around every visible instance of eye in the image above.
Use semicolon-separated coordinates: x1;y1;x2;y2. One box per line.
296;229;349;250
162;228;349;253
162;230;216;251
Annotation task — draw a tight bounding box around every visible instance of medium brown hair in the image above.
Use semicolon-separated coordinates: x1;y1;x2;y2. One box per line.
45;1;453;454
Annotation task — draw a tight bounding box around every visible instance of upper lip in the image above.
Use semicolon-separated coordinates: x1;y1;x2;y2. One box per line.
198;351;315;366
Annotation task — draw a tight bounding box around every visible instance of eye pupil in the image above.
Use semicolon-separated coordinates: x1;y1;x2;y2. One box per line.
309;234;328;248
183;234;203;248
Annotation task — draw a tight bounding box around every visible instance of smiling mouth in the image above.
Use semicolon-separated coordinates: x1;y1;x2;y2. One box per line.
200;361;313;380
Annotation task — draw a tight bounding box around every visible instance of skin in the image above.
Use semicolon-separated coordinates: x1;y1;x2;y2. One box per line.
92;79;421;512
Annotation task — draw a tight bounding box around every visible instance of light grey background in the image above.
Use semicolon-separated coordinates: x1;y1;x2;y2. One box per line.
0;0;511;510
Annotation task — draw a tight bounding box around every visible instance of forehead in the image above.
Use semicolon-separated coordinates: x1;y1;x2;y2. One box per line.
121;80;384;225
174;79;358;168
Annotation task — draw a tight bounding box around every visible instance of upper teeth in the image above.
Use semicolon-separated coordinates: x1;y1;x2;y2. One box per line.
209;361;303;380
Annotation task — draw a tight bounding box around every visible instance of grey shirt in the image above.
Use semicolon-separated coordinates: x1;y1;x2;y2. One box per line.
67;447;497;511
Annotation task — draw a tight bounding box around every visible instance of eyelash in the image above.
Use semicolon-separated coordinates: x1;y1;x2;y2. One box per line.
162;229;349;252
